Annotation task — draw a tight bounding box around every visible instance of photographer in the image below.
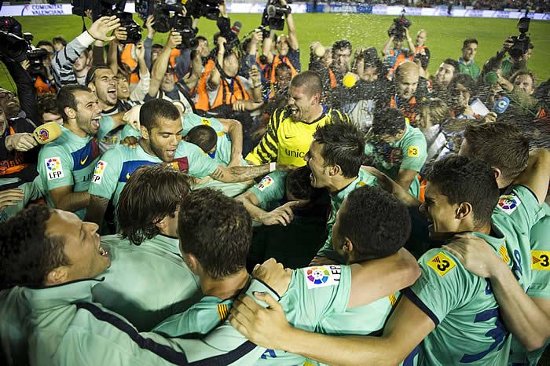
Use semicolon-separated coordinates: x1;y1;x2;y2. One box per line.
262;0;300;84
382;20;415;79
484;36;533;80
413;29;430;71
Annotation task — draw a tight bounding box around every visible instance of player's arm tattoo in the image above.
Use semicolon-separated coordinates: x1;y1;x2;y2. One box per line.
210;164;271;183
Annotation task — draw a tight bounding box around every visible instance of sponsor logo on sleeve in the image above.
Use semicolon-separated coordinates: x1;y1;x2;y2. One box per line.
303;265;342;289
427;252;456;277
532;250;550;271
407;145;419;157
91;160;107;184
497;194;521;215
45;157;64;180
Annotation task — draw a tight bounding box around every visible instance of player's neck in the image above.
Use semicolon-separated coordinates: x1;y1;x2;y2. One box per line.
304;104;324;123
200;269;249;300
65;120;88;138
329;175;357;194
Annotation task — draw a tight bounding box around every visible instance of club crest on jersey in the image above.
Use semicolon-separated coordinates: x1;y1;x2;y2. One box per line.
497;194;521;214
91;160;108;184
427;252;456;277
257;175;274;191
303;265;341;289
45;157;64;180
531;250;550;271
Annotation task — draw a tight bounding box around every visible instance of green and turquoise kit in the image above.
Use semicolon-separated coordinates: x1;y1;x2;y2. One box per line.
509;203;550;365
88;141;218;207
37;125;109;218
249;170;289;211
92;234;201;331
364;124;427;197
316;168;378;261
402;185;544;365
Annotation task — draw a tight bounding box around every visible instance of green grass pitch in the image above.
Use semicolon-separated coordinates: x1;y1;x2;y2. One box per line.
1;13;549;91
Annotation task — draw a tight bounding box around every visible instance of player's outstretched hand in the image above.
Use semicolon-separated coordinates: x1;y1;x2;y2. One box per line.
230;291;291;350
260;201;301;226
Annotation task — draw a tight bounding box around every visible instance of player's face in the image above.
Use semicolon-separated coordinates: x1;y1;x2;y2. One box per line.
42;112;63;126
305;141;330;189
287;85;318;122
435;63;455;87
92;69;118;107
462;43;477;62
275;69;292;91
420;182;461;239
73;52;89;72
0;89;20;119
46;209;110;283
147;117;183;162
74;90;102;136
116;74;130;100
396;70;419;100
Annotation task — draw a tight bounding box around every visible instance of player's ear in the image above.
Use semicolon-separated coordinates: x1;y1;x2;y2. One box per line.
456;202;472;220
44;266;69;286
328;164;341;177
342;237;354;254
140;125;150;140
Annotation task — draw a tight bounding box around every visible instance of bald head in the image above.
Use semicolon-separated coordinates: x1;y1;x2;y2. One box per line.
395;62;420;100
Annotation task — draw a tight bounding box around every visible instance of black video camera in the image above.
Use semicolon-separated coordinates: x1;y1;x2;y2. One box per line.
508;10;531;59
388;9;411;40
186;0;222;20
71;0;126;20
262;0;291;31
115;11;142;44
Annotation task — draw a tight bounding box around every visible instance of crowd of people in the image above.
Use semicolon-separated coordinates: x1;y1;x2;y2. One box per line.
0;1;549;365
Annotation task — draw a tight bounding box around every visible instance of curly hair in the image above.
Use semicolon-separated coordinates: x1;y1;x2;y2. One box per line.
0;205;67;289
178;189;252;279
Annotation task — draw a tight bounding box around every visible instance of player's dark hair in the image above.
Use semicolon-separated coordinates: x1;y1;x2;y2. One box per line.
425;155;499;227
275;62;292;75
118;165;190;245
36;40;54;49
0;205;68;290
140;98;181;131
332;39;352;52
85;65;112;86
178;189;252;279
185;125;217;153
290;71;323;97
371;108;406;136
56;84;91;121
337;186;410;260
285;166;317;201
463;123;529;181
313;121;365;179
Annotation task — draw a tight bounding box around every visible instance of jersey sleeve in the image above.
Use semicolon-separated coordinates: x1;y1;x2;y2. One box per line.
527;210;550;299
88;149;124;200
248;171;287;210
494;185;545;235
182;113;224;136
38;145;75;191
98;115;115;142
285;265;351;329
120;125;141;140
399;130;428;172
185;143;219;178
403;249;475;325
245;109;283;165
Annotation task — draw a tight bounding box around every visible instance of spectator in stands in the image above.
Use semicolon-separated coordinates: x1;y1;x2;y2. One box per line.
457;38;480;80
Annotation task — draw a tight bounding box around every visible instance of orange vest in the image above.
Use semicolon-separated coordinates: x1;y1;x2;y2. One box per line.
390;95;417;125
0;126;29;176
34;76;56;95
195;63;250;111
387;49;414;80
269;54;298;83
328;68;337;89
